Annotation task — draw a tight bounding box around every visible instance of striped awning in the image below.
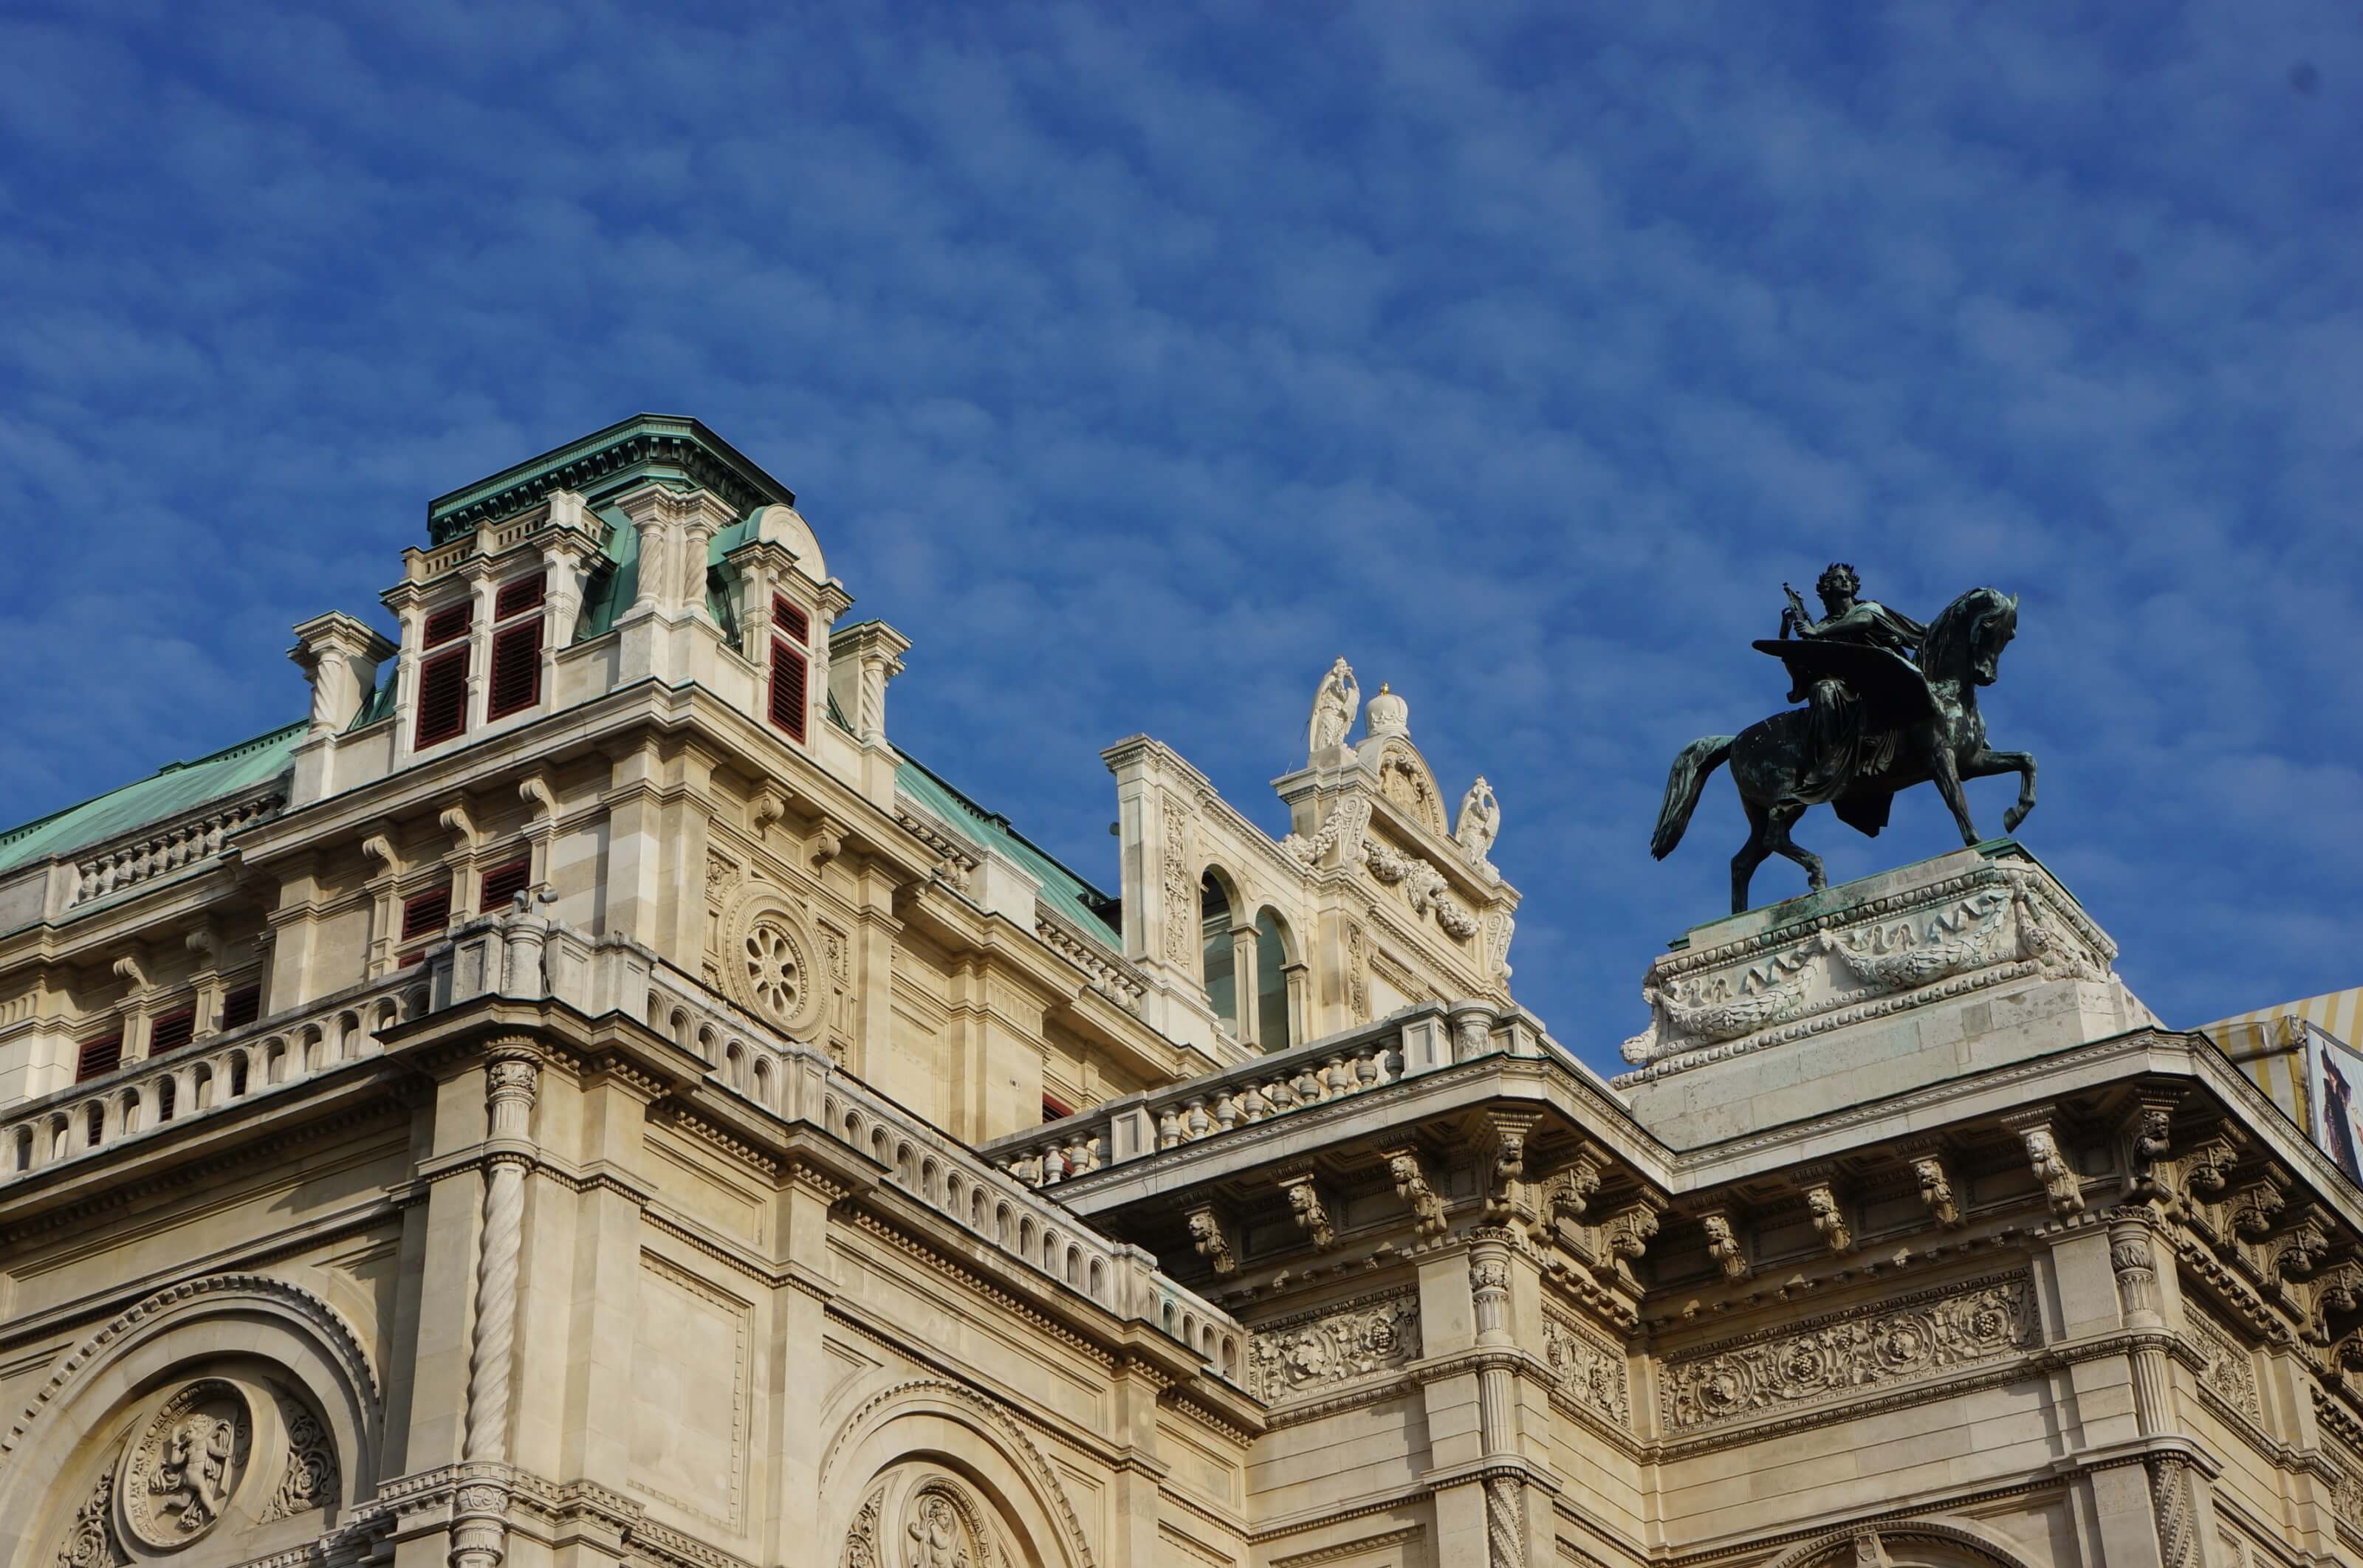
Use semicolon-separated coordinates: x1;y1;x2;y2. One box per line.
2200;986;2363;1143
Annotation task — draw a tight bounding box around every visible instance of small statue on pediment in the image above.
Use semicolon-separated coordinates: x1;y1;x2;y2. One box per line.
1454;777;1500;867
1306;658;1359;758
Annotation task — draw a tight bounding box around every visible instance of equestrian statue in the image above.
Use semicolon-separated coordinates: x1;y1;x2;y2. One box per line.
1650;563;2037;913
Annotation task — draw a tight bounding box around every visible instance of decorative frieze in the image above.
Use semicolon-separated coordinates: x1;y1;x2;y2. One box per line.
1617;853;2117;1076
1659;1272;2037;1433
2181;1300;2262;1423
1246;1288;1421;1403
1541;1310;1630;1428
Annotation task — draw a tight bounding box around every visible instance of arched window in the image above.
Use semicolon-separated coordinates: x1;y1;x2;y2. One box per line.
1200;871;1239;1039
1254;908;1292;1051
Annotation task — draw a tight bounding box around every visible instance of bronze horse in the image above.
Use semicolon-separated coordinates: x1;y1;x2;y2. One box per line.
1650;586;2037;912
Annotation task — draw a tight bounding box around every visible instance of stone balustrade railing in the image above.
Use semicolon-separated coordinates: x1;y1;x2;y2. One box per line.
1033;909;1147;1014
981;998;1548;1188
1;908;1245;1381
637;963;1244;1381
1;968;431;1182
65;784;287;909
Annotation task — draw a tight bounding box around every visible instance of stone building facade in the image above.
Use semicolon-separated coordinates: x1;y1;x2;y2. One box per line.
0;416;2357;1568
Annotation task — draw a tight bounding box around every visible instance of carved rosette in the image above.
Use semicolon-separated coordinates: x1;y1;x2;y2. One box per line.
716;881;828;1036
1246;1289;1422;1403
119;1380;252;1550
1660;1273;2036;1433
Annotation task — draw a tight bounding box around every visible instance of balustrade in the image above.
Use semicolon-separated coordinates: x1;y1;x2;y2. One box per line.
640;965;1244;1381
66;787;286;908
0;971;428;1183
982;1000;1548;1190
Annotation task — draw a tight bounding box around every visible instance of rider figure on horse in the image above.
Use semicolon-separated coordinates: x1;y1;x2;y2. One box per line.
1766;563;1932;804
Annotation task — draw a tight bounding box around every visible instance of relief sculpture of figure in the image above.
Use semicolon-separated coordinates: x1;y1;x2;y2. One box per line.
1306;657;1359;757
1453;776;1500;864
1650;563;2038;912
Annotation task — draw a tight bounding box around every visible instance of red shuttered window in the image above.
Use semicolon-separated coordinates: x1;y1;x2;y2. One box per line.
487;620;542;718
478;857;532;912
415;647;469;746
146;1008;196;1057
76;1035;123;1082
495;572;546;620
219;984;261;1031
424;602;471;647
772;596;809;644
768;639;808;741
402;887;451;941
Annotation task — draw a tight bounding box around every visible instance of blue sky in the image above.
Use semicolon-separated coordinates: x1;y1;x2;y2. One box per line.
2;3;2359;1072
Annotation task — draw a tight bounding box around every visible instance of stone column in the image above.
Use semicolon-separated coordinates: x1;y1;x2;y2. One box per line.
628;506;668;617
450;1039;540;1568
1229;921;1260;1048
1468;1237;1526;1568
464;573;498;733
679;508;716;622
2111;1217;2205;1568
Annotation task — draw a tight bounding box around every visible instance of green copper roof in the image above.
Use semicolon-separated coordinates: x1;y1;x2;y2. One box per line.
0;722;306;876
895;756;1122;950
426;414;795;546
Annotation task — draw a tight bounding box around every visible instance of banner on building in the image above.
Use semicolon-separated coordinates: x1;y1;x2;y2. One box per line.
2306;1023;2363;1188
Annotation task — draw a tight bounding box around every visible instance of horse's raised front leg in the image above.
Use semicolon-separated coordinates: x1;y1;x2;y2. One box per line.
1764;802;1826;895
1930;740;1981;846
1962;747;2037;834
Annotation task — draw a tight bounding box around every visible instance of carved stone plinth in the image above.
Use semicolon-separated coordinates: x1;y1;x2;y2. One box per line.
1616;844;2156;1145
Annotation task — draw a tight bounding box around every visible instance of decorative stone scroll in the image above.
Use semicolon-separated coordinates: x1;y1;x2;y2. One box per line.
1659;1272;2036;1434
50;1452;126;1568
1246;1288;1422;1403
120;1380;252;1548
258;1392;340;1522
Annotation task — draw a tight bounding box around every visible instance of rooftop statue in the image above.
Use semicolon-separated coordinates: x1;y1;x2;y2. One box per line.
1306;657;1359;757
1650;563;2037;912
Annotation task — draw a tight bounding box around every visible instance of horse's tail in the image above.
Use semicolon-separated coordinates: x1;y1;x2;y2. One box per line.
1651;736;1735;860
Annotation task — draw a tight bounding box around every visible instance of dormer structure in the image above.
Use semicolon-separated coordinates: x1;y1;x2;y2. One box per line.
1108;661;1521;1058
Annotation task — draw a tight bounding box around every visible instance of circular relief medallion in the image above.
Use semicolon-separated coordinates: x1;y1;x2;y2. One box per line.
717;883;826;1036
119;1380;252;1550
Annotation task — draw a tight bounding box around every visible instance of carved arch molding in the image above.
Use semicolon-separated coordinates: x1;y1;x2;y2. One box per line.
3;1272;377;1568
820;1378;1091;1568
1768;1520;2042;1568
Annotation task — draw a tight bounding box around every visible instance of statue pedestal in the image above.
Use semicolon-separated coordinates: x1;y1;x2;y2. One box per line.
1614;842;2157;1149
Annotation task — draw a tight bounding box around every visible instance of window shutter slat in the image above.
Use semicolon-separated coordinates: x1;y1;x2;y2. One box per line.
495;573;546;620
768;640;808;741
487;619;543;719
415;647;470;746
219;985;262;1031
147;1009;196;1056
772;595;810;644
402;887;451;941
479;858;532;912
76;1036;123;1082
424;602;472;647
